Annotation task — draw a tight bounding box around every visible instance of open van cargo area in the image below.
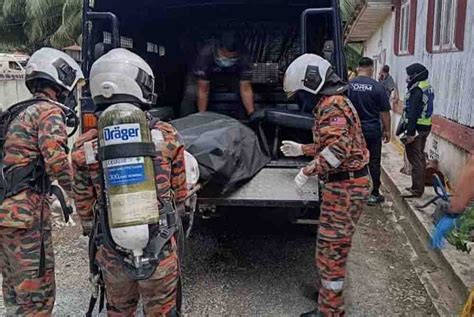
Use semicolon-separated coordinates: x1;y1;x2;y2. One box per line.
86;0;339;114
82;0;345;209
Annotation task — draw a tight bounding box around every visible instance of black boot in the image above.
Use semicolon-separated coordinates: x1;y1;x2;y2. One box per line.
300;309;323;317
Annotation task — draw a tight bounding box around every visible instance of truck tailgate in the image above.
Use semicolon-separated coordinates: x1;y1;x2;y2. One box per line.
198;167;319;207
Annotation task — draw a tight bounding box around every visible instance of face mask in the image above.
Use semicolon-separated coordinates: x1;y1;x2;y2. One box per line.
296;90;319;112
215;56;238;68
406;69;428;84
57;90;79;131
58;90;77;111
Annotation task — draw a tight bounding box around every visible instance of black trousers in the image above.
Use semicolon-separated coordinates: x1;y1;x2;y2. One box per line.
365;136;382;196
405;131;430;196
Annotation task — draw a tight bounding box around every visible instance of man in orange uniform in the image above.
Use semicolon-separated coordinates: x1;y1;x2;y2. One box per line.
281;54;370;317
72;49;187;316
0;48;83;316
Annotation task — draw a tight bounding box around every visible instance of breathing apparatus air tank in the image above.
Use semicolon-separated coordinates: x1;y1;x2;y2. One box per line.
98;103;159;267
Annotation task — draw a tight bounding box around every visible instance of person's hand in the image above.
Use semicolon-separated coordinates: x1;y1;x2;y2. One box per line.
404;135;416;144
89;274;100;298
449;204;464;215
281;141;304;157
66;196;75;209
432;200;462;225
390;95;397;105
295;168;309;188
383;130;391;143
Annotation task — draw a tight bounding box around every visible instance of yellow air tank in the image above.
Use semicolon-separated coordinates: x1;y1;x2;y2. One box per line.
98;103;159;260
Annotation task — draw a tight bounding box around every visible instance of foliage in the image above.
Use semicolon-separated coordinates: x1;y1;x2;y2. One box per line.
340;0;364;24
447;207;474;253
345;43;363;70
340;0;364;70
0;0;82;52
50;0;82;48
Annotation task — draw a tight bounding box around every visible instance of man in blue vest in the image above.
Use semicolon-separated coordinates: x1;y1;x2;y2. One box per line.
402;63;434;198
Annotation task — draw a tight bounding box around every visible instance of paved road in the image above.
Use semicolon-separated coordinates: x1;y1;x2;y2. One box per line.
1;194;438;316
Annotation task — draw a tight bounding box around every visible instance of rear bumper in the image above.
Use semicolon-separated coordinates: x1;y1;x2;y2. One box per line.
197;167;319;208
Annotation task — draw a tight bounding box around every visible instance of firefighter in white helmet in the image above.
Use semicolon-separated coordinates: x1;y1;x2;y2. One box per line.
280;54;370;317
0;47;83;316
72;48;187;316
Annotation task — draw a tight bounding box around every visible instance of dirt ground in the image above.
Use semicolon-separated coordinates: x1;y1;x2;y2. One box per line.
0;193;438;316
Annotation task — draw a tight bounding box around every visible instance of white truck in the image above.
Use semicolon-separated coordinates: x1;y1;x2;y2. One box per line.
0;54;30;111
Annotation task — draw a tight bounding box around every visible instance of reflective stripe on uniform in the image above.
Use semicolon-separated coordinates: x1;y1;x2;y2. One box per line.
418;81;430;90
404;80;434;126
320;147;342;168
417;117;432;126
417;81;433;126
322;279;344;292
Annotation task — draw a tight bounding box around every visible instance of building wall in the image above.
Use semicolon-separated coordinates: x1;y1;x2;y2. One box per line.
364;15;394;77
426;135;469;183
362;2;473;184
0;79;79;148
365;2;474;127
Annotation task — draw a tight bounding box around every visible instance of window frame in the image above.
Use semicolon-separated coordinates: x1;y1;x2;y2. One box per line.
147;42;159;54
120;36;133;49
394;0;417;56
8;61;22;71
427;0;467;53
432;0;443;50
433;0;457;52
399;1;411;54
103;31;112;44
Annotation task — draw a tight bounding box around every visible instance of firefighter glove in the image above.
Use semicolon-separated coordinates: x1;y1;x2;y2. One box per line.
281;141;304;157
295;168;309;188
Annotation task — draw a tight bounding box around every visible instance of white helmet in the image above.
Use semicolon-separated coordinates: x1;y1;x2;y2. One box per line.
90;48;156;107
284;54;332;98
25;47;84;94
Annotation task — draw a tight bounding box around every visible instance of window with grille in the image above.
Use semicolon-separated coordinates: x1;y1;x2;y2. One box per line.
120;37;133;49
159;46;166;57
103;31;112;44
147;42;159;53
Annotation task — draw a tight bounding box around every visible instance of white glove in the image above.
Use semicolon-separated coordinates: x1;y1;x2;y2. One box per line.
295;168;309;188
280;141;304;157
89;274;100;298
50;196;76;228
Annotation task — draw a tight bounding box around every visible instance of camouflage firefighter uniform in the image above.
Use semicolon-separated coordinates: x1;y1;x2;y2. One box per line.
72;119;187;316
302;95;370;317
0;98;73;316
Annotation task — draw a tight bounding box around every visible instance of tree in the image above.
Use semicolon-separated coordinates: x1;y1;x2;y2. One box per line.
50;0;82;48
0;0;82;53
345;43;364;70
340;0;364;70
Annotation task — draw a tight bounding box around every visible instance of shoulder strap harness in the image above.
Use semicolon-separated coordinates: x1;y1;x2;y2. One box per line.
92;117;179;281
